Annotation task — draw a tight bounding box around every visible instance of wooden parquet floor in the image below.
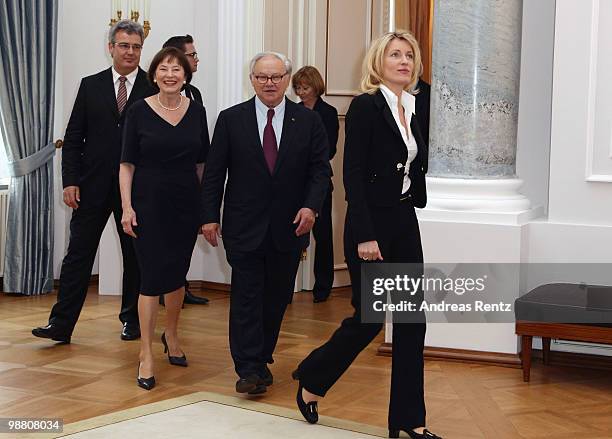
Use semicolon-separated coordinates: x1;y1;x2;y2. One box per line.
0;287;611;438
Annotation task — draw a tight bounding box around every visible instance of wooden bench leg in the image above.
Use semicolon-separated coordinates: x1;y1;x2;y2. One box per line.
521;335;533;382
542;337;551;365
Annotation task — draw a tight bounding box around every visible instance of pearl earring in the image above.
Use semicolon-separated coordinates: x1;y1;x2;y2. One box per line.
153;79;157;83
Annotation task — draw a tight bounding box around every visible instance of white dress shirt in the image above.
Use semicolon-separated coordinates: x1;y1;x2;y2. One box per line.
255;95;285;148
379;84;418;194
111;67;139;100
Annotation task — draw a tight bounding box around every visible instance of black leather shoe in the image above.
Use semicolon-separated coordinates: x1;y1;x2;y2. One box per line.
161;332;188;367
32;324;71;344
296;382;318;424
121;323;141;341
262;365;273;386
183;290;209;305
313;296;329;303
137;363;156;391
389;428;443;439
236;374;266;394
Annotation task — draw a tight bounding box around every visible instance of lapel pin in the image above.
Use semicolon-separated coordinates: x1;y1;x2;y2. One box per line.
291;117;295;122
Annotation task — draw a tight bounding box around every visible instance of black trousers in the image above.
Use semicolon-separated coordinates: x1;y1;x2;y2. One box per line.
312;185;334;299
297;199;426;430
226;232;302;378
49;183;140;332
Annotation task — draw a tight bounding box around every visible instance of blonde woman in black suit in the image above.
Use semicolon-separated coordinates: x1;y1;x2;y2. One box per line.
293;31;442;439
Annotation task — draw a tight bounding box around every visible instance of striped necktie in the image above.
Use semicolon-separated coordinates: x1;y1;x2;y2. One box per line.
117;76;128;114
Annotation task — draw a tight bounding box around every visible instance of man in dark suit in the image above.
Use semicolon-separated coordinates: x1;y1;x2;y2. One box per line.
160;34;209;306
201;52;330;395
163;35;204;104
32;20;155;344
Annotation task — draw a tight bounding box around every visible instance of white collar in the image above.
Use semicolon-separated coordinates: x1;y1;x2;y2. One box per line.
379;83;416;116
255;94;286;115
112;66;139;84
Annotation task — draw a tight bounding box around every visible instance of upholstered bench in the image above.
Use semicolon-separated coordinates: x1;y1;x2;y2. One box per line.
515;283;612;382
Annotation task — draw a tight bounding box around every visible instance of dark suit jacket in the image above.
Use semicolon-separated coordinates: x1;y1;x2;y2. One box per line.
343;90;428;244
299;97;339;160
61;67;155;204
200;97;331;252
415;79;431;147
185;83;203;104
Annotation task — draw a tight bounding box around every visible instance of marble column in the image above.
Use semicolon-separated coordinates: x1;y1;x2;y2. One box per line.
427;0;530;213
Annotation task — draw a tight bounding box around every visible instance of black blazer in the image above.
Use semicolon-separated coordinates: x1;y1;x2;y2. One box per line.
343;90;428;244
299;97;339;160
61;67;155;204
415;79;430;147
185;83;203;104
200;97;331;252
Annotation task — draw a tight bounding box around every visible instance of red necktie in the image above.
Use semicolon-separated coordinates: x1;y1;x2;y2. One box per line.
117;76;127;114
262;108;278;173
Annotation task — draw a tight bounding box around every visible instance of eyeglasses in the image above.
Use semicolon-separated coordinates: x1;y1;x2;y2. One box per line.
185;52;198;60
114;42;143;51
253;73;287;84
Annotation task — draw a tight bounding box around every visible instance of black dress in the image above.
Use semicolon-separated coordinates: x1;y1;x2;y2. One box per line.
121;99;209;296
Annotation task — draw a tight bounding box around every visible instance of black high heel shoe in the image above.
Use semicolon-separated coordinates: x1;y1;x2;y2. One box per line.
161;332;188;367
137;363;156;391
296;382;318;424
388;428;443;438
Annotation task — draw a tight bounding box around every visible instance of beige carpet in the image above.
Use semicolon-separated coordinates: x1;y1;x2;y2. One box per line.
8;392;390;439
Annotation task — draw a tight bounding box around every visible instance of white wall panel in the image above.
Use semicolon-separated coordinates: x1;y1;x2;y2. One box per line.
549;0;612;224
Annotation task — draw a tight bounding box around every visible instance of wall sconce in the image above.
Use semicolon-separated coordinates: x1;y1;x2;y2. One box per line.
110;0;151;39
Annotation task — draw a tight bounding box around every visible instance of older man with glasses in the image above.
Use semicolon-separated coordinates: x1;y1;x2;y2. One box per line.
200;52;330;395
32;20;156;344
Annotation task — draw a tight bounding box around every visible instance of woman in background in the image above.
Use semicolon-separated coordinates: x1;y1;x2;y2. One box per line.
293;32;442;439
119;47;209;390
292;66;339;303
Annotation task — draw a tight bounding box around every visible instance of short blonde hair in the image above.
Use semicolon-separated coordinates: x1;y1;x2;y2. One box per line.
292;66;325;97
360;30;423;95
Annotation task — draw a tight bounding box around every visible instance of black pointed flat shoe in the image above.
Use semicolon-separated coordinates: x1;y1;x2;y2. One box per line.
296;383;318;424
389;428;443;438
161;332;188;367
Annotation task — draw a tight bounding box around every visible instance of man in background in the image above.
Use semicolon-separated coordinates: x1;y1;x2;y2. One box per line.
163;35;204;104
161;34;209;306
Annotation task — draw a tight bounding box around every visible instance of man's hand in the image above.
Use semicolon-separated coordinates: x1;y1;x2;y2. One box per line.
293;208;316;236
63;186;80;209
202;223;221;247
121;206;138;238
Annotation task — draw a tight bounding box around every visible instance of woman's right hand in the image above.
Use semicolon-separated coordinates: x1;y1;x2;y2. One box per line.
121;206;138;238
357;241;383;261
